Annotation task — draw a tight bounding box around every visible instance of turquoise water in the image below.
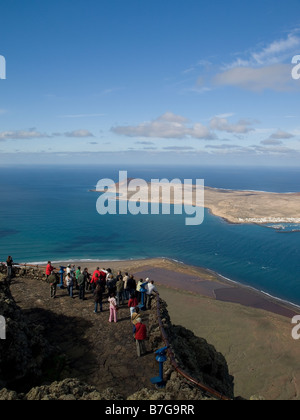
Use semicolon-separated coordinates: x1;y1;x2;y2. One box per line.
1;165;300;306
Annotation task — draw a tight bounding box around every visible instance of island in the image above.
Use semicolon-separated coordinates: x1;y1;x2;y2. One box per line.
91;177;300;226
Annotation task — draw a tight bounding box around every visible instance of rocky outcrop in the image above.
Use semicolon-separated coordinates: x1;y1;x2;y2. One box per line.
0;378;124;401
25;378;124;401
0;274;52;389
146;298;234;399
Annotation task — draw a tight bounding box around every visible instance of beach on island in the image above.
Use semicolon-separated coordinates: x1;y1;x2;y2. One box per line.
35;257;300;400
204;187;300;225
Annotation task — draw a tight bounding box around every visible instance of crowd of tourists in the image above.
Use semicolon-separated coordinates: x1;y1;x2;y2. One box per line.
45;261;159;357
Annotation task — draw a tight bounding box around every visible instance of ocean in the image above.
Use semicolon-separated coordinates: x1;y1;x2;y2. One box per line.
1;164;300;307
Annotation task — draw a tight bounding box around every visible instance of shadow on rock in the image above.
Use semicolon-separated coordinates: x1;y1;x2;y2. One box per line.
21;307;97;390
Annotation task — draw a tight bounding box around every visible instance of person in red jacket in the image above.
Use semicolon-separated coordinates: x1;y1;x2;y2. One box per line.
135;318;147;357
128;294;138;315
46;261;55;279
90;272;100;291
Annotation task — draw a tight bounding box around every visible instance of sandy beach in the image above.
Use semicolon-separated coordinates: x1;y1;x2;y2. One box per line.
36;257;300;400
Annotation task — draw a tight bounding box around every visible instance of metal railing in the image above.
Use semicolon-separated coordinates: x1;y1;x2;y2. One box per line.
155;294;232;401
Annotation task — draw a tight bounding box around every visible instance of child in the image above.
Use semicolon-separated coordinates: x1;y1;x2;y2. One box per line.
135;318;147;357
128;293;139;316
108;293;118;323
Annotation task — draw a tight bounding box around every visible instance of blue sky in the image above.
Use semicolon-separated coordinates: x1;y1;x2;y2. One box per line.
1;0;300;166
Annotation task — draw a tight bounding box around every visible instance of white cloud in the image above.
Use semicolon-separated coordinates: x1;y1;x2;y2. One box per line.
0;130;50;140
64;129;94;138
112;112;216;140
261;129;295;145
252;33;300;66
59;113;106;118
210;116;254;134
225;32;300;70
206;144;240;150
135;141;155;145
260;138;283;146
204;143;299;157
215;113;235;119
157;112;189;124
253;145;297;155
270;129;295;140
214;64;294;92
163;146;195;151
214;31;300;92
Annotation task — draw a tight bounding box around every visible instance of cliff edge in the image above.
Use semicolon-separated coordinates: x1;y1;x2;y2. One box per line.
0;268;235;400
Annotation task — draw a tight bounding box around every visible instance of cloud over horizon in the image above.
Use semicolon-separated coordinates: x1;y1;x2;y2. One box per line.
111;112;260;141
0;130;51;140
261;129;295;145
111;112;217;140
64;129;94;138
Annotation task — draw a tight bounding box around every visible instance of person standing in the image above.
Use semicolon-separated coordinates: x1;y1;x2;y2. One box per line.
75;266;81;290
116;274;124;306
46;261;55;280
47;272;59;299
126;275;136;298
94;283;103;313
84;267;91;292
77;270;86;300
123;272;129;300
6;256;13;278
145;280;158;309
128;293;139;316
106;269;116;295
66;273;74;298
135;318;147;357
66;265;75;282
91;268;101;291
136;279;144;303
91;272;100;292
108;293;118;323
116;271;123;283
131;307;141;337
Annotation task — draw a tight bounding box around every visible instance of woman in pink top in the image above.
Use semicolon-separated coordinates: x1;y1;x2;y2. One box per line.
108;293;118;323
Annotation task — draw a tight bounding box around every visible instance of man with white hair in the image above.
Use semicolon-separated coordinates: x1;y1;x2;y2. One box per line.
135;318;147;357
145;279;158;310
